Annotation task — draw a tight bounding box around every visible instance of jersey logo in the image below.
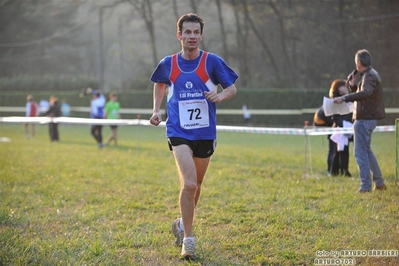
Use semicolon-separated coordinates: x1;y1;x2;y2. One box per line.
185;81;193;89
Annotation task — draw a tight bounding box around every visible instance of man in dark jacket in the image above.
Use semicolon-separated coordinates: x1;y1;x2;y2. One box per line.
333;49;386;193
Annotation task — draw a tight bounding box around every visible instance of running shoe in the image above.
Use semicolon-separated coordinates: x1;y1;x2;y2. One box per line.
171;218;184;246
181;238;196;260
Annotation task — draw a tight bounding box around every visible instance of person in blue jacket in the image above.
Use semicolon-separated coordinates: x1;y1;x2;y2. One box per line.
81;87;105;148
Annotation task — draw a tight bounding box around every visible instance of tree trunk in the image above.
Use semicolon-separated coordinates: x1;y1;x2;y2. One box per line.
128;0;158;66
243;0;281;82
215;0;228;62
231;0;250;87
268;0;296;86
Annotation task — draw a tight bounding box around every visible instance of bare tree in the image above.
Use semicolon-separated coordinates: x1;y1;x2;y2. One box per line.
98;1;125;90
172;0;179;22
243;0;281;82
1;0;398;89
0;1;82;77
230;0;250;87
185;0;208;51
126;0;158;66
189;0;198;14
338;0;353;69
215;0;229;61
267;0;296;86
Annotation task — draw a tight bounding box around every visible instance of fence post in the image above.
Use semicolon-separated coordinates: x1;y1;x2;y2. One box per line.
303;120;313;178
396;119;398;186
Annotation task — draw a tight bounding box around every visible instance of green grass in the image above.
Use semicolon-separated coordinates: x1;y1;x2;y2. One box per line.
1;124;398;265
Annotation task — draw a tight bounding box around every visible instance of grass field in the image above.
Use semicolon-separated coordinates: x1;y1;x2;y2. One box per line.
1;123;398;265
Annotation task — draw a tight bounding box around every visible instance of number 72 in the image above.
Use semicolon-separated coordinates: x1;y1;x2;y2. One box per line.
187;108;202;120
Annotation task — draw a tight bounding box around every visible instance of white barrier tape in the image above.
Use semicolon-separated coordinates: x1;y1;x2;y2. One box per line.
216;125;306;135
217;125;395;135
0;116;149;126
307;125;395;135
0;106;155;114
0;116;395;135
1;106;399;115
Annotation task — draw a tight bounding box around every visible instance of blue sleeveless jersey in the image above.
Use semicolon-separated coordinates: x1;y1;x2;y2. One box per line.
150;51;238;140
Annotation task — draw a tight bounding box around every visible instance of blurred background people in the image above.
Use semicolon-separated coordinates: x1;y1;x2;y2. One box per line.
61;99;71;117
25;94;39;139
80;87;106;148
39;98;50;114
90;90;105;148
46;96;61;141
104;92;121;146
242;103;251;126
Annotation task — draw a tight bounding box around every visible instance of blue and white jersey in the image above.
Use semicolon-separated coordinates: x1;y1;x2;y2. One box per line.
150;51;238;140
90;94;105;118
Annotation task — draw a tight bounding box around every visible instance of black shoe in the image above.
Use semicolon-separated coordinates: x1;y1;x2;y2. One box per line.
374;184;387;191
344;171;352;177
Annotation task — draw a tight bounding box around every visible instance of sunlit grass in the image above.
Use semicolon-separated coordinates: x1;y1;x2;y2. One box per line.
1;124;398;265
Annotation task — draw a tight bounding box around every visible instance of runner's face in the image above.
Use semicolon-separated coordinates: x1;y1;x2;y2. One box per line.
177;22;202;50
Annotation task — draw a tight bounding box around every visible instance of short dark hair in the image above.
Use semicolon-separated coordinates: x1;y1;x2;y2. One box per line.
177;13;204;34
355;49;372;67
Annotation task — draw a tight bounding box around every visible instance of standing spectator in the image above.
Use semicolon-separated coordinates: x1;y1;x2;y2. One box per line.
46;96;61;141
329;79;353;177
90;91;105;148
149;13;238;259
61;99;71;117
242;103;251;125
104;92;121;146
25;95;39;139
333;49;386;193
39;98;50;114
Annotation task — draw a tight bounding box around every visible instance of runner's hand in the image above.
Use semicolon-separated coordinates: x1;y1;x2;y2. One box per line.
150;112;162;126
204;91;221;103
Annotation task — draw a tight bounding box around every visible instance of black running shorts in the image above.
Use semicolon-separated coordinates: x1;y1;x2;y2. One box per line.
168;137;216;158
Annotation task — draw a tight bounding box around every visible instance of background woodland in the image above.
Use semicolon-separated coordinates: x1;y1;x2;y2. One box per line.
1;0;398;92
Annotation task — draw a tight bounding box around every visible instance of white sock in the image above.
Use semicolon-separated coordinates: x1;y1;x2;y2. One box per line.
183;237;194;242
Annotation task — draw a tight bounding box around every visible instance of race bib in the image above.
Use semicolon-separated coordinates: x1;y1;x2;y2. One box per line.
179;99;209;129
